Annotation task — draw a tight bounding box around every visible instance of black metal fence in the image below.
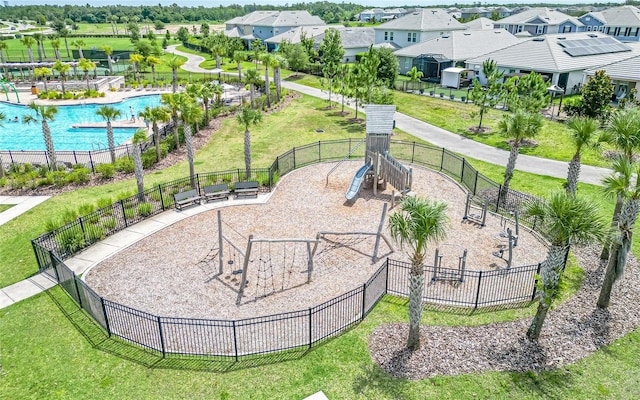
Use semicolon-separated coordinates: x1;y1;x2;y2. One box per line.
31;139;545;359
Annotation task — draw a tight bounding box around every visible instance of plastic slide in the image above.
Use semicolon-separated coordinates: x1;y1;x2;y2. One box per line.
345;163;371;201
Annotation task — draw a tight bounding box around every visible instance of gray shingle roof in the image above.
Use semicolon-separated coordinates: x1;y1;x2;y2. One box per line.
496;7;583;27
466;32;640;73
394;29;521;61
464;17;495;30
264;26;328;44
225;11;325;28
375;8;466;32
582;6;640;27
585;54;640;80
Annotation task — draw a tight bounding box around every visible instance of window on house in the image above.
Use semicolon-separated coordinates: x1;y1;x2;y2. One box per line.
624;27;631;36
408;32;411;42
390;31;394;41
384;31;388;40
614;27;621;36
562;26;572;33
517;25;523;33
412;33;417;42
536;25;544;34
405;59;409;69
587;26;592;31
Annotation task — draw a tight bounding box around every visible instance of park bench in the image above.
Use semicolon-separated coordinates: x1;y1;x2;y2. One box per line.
202;184;230;203
173;188;201;210
234;181;259;199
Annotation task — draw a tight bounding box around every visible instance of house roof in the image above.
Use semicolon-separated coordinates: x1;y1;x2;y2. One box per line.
265;26;328;44
373;42;401;50
465;32;640;73
581;6;640;27
394;29;521;62
495;7;583;27
375;8;466;32
464;17;495;30
315;27;376;49
585;54;640;81
225;11;324;28
224;26;242;38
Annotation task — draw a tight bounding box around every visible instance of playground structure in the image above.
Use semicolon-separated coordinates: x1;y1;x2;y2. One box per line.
340;105;412;201
463;193;488;227
432;243;468;284
0;72;20;103
491;212;520;269
204;207;394;305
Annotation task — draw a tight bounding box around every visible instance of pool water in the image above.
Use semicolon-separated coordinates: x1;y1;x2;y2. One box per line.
0;95;161;151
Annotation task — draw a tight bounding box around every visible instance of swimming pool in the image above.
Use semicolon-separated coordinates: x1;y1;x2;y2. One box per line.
0;95;161;151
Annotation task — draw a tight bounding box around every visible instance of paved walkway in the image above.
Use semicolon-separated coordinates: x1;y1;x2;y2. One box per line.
0;194;272;310
0;196;50;226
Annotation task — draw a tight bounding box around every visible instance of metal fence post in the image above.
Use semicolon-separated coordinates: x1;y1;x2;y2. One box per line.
473;171;479;195
411;141;416;163
308;308;313;349
440;148;445;171
120;200;128;227
474;271;483;310
318;141;321;162
101;297;111;337
293;146;296;169
385;259;389;293
495;185;502;212
233;320;239;362
73;150;78;164
88;152;95;173
531;263;542;301
461;158;466;183
158;185;165;211
361;284;366;320
157;316;166;357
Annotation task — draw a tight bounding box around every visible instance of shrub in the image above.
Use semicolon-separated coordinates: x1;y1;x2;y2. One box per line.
55;226;85;255
116;191;133;201
148;189;162;202
142;149;157;169
44;219;61;232
61;208;78;224
66;168;90;184
85;225;105;242
114;156;135;173
95;163;115;179
124;207;136;221
0;177;6;187
77;202;94;216
137;202;153;217
96;197;113;209
53;171;67;187
103;217;117;230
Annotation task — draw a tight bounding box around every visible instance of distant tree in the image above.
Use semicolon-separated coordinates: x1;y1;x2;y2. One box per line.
359;45;381;103
284;43;308;76
49;38;61;61
406;66;424;91
129;53;144;84
565;117;603;197
179;98;204;188
320;28;345;108
166;56;185;93
96;105;122;164
146;55;161;83
32;33;46;61
78;58;96;91
233;51;246;81
52;60;70;94
103;46;114;75
34;67;52;93
200;23;210;37
70;39;85;59
176;26;190;43
243;68;262;109
138;105;171;161
251;39;264;68
470;59;504;129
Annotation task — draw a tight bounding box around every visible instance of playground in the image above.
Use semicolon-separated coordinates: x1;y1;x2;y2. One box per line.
84;161;548;320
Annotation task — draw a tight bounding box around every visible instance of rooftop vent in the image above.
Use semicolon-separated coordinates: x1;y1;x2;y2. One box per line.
532;37;545;41
587;33;598;38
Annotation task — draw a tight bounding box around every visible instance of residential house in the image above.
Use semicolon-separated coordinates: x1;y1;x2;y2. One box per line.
394;29;521;79
374;9;467;49
358;8;408;22
465;32;640;94
494;7;584;36
585;55;640;102
224;11;325;50
264;25;327;50
460;7;492;20
464;17;496;30
578;6;640;42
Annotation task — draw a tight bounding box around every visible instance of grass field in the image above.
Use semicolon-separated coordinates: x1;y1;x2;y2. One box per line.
2;41;640;399
0;204;13;213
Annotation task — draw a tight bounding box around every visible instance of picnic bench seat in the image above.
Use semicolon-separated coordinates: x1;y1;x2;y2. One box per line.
203;184;230;203
173;188;201;210
234;181;259;199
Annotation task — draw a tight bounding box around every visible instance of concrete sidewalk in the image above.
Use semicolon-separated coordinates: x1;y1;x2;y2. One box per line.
0;193;272;310
0;196;50;227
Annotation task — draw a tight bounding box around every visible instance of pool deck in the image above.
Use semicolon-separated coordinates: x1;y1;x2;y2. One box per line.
1;88;173;107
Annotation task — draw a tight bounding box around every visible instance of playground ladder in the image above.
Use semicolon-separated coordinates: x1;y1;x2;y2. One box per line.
326;138;366;185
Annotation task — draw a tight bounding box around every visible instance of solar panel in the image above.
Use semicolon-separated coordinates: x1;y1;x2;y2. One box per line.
560;36;632;57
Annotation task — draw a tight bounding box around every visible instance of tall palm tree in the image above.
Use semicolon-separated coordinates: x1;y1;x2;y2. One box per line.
406;66;424;91
565;116;603;197
161;92;188;150
78;58;96;91
0;41;8;79
211;44;226;70
96;105;122;163
32;33;46;61
187;82;214;125
599;107;640;260
260;53;276;108
129;53;144;85
597;167;640;309
102;46;114;75
50;38;61;60
212;83;223;108
389;196;448;350
233;51;245;81
20;36;36;79
498;110;544;206
146;55;161;83
70;39;86;59
236;106;262;179
23;103;58;170
58;28;71;58
138;105;171;161
179;98;204;188
273;54;288;104
524;191;607;340
243;68;261;109
600;156;633;266
34;67;52;92
52;60;70;94
166;56;185;93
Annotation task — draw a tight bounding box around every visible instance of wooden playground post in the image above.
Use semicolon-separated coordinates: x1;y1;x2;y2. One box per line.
235;234;254;305
372;203;388;262
217;210;223;275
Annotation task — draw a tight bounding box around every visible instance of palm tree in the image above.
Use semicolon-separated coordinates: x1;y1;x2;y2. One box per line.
58;28;71;58
52;60;70;94
96;105;122;163
597;166;640;309
389;196;448;350
260;53;276;108
146;55;161;83
236;106;262;179
129;53;144;85
187;82;214;124
138;105;171;162
524;191;607;340
23;103;58;170
70;39;86;59
498;110;544;206
166;56;185;93
34;67;52;92
212;83;223;108
78;58;96;91
406;66;424;92
599;107;640;261
273;54;288;104
32;33;46;61
50;38;62;60
20;36;36;79
565;117;603;197
211;44;226;70
0;41;8;79
179;98;204;188
161;92;188;150
102;46;114;75
243;68;261;109
233;51;245;81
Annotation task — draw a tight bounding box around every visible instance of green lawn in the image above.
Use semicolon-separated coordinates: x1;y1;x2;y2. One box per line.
0;204;13;213
1;79;639;399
